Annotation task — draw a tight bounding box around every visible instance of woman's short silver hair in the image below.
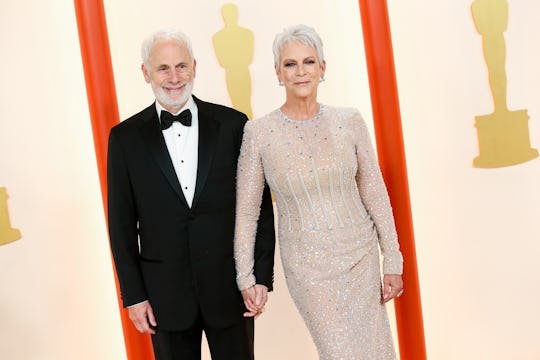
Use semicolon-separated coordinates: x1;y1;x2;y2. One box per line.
141;29;194;68
272;24;324;69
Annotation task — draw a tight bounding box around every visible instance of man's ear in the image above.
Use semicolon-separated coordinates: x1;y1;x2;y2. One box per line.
141;63;151;83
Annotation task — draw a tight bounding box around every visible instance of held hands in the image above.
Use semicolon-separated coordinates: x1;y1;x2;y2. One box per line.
382;274;404;304
128;300;157;334
241;284;268;319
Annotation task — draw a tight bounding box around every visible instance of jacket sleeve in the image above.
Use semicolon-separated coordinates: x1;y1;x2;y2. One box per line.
107;128;148;306
253;183;276;291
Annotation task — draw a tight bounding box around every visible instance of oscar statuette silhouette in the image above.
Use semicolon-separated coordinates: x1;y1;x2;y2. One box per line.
0;187;21;246
212;3;255;119
471;0;538;167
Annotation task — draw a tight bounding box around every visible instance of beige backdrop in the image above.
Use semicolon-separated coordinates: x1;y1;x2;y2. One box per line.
0;0;539;359
387;0;540;359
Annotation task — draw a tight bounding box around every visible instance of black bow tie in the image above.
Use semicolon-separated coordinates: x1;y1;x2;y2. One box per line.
160;109;192;129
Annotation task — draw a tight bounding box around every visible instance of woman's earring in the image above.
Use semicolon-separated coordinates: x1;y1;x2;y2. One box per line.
278;80;284;86
319;75;325;83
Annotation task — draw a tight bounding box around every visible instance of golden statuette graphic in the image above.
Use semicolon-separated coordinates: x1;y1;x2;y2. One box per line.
0;187;21;246
213;3;254;119
471;0;538;168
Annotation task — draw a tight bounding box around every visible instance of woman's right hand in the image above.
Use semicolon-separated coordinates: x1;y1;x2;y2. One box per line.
241;284;268;318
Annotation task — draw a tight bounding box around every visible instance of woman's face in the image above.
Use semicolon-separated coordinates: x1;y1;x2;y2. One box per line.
276;41;325;100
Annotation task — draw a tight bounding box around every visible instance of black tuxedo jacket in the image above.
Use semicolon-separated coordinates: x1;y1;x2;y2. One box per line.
107;96;275;331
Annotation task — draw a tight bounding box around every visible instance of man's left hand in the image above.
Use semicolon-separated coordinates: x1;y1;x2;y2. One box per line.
241;284;268;319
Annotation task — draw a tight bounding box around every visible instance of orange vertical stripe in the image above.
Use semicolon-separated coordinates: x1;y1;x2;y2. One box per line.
73;1;154;359
357;1;427;359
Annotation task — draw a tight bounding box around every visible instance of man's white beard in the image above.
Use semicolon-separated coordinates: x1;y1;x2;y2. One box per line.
152;81;194;110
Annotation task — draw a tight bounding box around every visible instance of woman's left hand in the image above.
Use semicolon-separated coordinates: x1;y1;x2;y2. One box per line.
381;274;404;303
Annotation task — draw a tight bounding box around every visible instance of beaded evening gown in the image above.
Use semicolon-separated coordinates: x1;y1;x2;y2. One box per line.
234;105;403;360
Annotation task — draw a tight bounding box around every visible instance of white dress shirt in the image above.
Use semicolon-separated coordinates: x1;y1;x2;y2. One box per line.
156;96;199;208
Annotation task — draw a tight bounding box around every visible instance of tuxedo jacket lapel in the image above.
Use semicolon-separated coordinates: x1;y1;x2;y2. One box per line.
140;106;189;208
193;98;220;208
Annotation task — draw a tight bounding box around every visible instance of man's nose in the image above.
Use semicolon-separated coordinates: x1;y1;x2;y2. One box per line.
169;69;181;83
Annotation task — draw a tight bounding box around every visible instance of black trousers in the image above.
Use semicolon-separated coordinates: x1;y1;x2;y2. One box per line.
151;310;254;360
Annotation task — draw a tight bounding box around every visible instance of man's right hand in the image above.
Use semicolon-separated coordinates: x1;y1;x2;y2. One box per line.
128;300;157;334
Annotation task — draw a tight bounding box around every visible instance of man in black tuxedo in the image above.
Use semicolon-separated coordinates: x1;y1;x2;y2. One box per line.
107;29;275;360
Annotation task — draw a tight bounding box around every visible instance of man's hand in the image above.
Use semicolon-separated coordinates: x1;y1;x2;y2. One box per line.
241;284;268;319
128;301;157;334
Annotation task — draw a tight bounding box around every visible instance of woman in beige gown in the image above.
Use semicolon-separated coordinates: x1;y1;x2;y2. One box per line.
234;24;404;360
